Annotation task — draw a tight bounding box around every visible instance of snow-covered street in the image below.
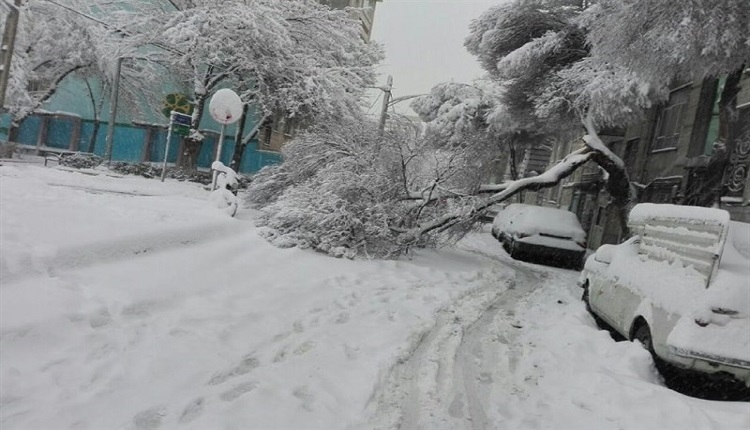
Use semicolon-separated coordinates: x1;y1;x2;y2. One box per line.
1;163;748;430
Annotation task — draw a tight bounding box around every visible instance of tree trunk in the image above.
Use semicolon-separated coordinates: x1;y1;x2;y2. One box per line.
88;120;100;153
179;137;202;170
8;119;20;142
583;116;634;238
229;103;249;172
177;91;207;171
506;134;520;180
589;150;633;238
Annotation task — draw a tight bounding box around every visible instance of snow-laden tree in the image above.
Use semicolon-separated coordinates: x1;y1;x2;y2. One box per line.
247;117;409;258
124;0;383;169
405;0;750;245
390;0;635;240
4;0;170;140
581;0;750;181
411;80;544;181
246;110;504;258
410;82;496;149
5;1;102;136
249;0;627;255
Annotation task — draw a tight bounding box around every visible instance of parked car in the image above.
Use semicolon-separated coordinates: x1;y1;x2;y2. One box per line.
578;203;750;388
491;203;587;268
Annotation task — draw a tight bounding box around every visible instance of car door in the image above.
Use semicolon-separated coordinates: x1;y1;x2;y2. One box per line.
587;261;621;328
593;238;648;336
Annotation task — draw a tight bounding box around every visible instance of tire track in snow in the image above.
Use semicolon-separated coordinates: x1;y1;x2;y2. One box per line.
367;254;547;430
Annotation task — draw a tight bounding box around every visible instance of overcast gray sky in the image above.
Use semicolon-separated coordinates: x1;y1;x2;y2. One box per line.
366;0;509;116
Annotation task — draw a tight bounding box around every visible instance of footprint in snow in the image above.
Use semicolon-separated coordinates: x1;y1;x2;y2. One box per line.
334;312;350;324
132;406;166;430
273;346;288;363
293;341;315;356
207;354;259;386
293;320;304;333
344;343;359;360
89;307;112;328
220;381;257;402
178;398;204;424
293;386;315;411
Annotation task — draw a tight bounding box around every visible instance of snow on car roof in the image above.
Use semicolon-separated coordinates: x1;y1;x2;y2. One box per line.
493;203;585;242
706;221;750;313
629;203;730;225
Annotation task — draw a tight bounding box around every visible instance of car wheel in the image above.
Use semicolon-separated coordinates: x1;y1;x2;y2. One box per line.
633;320;682;386
508;240;519;259
581;282;593;313
634;322;655;355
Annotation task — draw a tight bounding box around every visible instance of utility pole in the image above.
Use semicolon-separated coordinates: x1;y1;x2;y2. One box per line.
378;75;392;134
0;0;22;111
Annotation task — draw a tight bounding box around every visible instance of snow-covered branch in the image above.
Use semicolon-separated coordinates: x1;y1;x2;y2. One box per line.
404;147;594;243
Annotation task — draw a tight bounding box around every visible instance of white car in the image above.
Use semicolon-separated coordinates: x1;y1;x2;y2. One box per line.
491;203;587;268
578;203;750;387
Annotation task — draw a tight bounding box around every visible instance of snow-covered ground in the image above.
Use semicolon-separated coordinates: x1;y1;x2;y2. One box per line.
1;162;748;430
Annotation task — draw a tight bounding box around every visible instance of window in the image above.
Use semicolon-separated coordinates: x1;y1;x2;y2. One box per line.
261;126;272;149
27;79;52;94
282;118;294;136
653;88;689;152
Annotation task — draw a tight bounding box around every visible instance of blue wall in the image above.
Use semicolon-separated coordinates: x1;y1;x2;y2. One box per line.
2;112;281;174
2;72;282;173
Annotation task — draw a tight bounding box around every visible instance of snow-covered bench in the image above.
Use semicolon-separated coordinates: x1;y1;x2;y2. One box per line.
628;203;730;287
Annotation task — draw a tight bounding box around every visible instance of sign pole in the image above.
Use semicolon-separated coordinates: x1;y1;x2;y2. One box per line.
212;122;227;190
207;88;243;191
161;111;176;182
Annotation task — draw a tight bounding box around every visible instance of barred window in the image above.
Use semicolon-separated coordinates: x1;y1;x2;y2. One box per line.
653;88;689;152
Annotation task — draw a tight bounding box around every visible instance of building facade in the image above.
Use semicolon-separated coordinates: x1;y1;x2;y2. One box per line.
545;71;750;250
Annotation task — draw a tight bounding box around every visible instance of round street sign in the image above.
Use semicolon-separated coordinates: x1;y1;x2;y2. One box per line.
208;89;243;125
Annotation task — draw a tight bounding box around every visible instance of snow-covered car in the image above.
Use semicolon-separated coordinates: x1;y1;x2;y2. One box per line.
491;203;587;268
578;203;750;387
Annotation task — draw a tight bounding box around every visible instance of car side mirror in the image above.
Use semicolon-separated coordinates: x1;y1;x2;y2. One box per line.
594;244;616;264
